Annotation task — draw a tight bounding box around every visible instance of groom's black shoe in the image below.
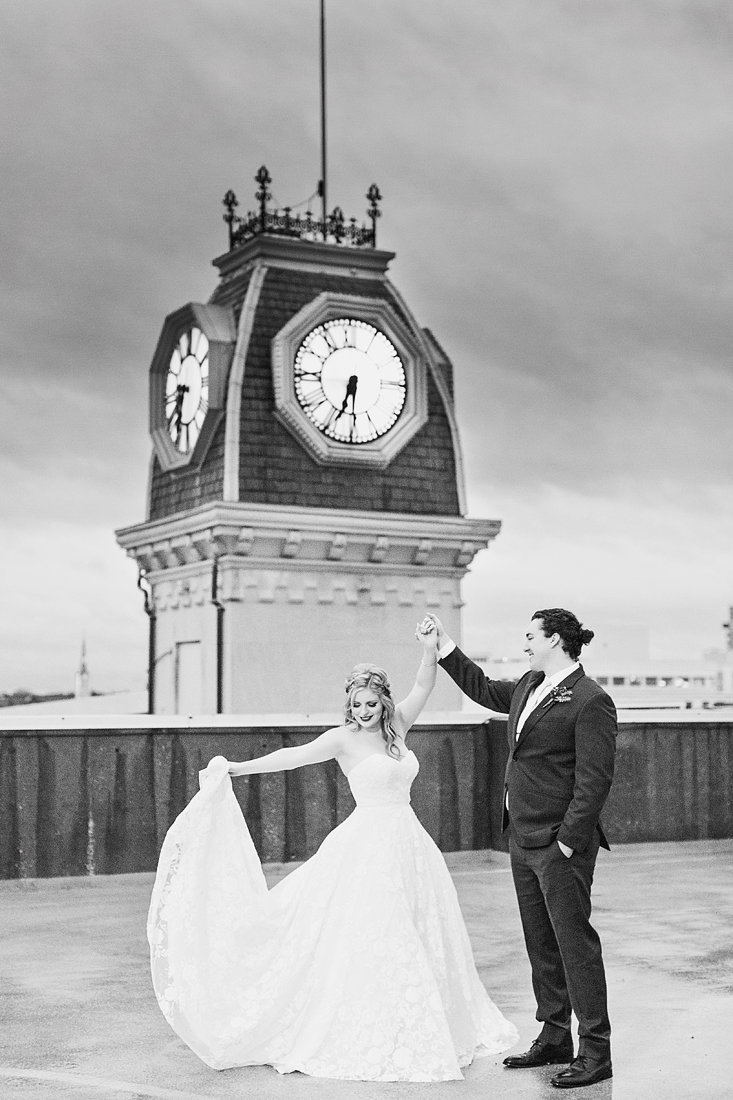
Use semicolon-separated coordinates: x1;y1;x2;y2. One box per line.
550;1053;613;1088
503;1035;574;1069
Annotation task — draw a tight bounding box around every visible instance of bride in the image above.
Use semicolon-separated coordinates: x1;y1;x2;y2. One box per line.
147;619;518;1082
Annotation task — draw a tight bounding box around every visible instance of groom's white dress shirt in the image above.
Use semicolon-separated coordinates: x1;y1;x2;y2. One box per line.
515;663;579;737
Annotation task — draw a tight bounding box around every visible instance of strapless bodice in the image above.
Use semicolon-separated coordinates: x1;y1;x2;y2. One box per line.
346;749;419;807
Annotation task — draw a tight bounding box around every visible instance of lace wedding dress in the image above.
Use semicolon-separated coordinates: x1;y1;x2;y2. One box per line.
148;751;518;1081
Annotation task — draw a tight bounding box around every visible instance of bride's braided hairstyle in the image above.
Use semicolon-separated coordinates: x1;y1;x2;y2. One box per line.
344;664;401;759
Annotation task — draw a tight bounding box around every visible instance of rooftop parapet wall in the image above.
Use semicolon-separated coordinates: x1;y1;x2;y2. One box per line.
0;721;482;880
1;716;732;878
482;717;733;852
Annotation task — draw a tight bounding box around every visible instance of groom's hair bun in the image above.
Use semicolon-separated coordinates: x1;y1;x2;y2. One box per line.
532;608;594;661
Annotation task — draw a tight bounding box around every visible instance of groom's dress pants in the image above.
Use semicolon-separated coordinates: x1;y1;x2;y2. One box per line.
509;831;611;1055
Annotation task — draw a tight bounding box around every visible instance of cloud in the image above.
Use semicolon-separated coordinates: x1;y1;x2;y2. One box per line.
0;0;731;690
0;519;145;693
462;481;733;661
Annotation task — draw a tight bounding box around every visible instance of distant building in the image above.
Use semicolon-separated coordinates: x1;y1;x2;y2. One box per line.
0;690;148;718
0;642;146;717
75;640;91;698
468;651;733;710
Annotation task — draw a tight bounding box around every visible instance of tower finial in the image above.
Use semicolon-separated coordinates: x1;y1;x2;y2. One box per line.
254;165;272;231
367;184;382;247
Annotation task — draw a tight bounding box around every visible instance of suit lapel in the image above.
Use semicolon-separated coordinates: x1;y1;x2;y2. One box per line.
515;665;586;748
508;670;544;744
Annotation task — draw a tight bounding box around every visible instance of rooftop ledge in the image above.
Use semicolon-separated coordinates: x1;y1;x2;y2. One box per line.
1;707;732;732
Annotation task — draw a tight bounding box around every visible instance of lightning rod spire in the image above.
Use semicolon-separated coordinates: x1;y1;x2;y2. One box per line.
319;0;328;232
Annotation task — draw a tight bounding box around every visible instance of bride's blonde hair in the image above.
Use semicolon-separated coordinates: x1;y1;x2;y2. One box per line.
344;664;401;759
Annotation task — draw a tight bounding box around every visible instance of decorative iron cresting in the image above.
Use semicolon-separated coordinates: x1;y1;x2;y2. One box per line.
223;166;382;251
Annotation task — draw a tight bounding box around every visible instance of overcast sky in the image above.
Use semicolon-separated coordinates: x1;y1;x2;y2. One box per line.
1;0;732;693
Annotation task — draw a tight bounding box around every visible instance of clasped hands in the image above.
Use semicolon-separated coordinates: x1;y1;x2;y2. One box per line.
414;615;439;655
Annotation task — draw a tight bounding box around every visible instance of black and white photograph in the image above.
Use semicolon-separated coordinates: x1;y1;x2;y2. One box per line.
1;3;731;1099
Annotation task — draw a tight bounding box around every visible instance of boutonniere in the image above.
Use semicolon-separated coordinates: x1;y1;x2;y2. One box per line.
544;685;573;706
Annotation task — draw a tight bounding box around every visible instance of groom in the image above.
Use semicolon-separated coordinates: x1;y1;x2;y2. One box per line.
427;608;616;1089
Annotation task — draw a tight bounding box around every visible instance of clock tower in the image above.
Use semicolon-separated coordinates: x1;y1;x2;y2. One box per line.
116;168;501;714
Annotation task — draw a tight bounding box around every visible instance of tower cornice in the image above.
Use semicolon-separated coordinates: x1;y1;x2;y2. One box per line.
212;233;395;284
116;501;501;577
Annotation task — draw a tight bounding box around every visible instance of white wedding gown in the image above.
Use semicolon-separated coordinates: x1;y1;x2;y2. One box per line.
148;751;518;1081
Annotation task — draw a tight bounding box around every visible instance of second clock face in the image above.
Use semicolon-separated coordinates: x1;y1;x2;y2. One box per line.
293;318;407;444
166;326;210;453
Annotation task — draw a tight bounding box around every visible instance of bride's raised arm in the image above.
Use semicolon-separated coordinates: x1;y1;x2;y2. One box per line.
226;725;345;777
394;619;439;734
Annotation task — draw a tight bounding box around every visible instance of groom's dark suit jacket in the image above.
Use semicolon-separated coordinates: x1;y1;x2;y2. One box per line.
441;649;617;852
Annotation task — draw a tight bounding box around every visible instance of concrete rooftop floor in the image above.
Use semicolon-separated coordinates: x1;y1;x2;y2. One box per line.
1;839;732;1100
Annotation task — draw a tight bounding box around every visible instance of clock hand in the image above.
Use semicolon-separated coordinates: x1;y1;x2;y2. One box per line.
338;374;358;417
173;383;189;441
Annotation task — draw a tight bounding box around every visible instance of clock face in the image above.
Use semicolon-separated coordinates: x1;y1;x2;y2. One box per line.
293;318;407;444
165;327;210;453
